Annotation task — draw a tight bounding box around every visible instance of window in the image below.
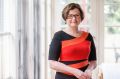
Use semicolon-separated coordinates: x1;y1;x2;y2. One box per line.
0;0;17;78
104;0;120;63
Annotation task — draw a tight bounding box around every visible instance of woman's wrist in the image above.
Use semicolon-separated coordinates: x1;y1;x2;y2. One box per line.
85;69;93;72
71;68;83;77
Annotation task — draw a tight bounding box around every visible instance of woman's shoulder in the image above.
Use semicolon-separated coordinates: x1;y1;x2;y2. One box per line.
83;31;94;40
80;31;94;40
52;30;63;40
54;30;63;36
82;31;92;36
81;31;90;37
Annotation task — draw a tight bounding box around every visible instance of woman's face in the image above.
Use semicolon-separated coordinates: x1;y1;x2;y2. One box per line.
66;8;81;28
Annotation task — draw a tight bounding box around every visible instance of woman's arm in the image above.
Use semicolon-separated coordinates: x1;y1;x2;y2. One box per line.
86;60;97;71
49;60;86;79
84;60;97;79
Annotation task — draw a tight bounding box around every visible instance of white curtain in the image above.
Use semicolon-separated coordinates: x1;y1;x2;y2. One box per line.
0;0;52;79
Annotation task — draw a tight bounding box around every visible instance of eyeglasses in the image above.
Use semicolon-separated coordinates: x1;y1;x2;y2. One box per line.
67;14;80;19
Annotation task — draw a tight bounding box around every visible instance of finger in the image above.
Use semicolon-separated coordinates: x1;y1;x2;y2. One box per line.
82;73;88;78
80;75;87;79
84;72;92;78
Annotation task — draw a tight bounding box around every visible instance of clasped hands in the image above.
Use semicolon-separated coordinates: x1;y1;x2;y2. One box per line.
73;69;92;79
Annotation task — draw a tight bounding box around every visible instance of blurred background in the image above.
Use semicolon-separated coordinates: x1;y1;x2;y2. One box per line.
0;0;120;79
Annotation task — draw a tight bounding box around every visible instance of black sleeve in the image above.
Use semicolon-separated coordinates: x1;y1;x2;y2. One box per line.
48;32;61;61
88;33;97;61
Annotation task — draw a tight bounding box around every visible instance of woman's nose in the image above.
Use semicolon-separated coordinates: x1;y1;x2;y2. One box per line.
71;16;76;20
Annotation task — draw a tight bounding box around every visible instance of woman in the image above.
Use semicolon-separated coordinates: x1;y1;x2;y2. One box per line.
49;3;97;79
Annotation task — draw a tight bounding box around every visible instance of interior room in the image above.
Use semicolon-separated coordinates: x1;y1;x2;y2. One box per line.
0;0;120;79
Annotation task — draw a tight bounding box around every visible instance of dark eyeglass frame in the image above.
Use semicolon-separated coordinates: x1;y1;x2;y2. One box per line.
67;14;80;19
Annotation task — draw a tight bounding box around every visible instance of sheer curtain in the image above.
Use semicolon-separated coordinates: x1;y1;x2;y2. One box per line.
0;0;40;78
0;0;52;79
0;0;17;78
17;0;42;79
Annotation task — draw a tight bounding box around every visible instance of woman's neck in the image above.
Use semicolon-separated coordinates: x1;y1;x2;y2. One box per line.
66;26;79;34
64;26;82;37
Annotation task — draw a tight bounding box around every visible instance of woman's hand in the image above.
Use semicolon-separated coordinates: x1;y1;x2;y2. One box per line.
83;69;92;79
82;60;96;79
72;69;87;79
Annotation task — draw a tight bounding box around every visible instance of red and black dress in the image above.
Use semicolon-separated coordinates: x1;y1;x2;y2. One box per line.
49;30;96;79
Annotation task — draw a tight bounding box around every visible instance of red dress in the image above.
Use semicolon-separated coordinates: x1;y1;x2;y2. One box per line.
49;30;96;79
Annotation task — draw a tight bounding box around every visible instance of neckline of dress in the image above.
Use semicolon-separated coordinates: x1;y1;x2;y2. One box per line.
61;30;84;38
